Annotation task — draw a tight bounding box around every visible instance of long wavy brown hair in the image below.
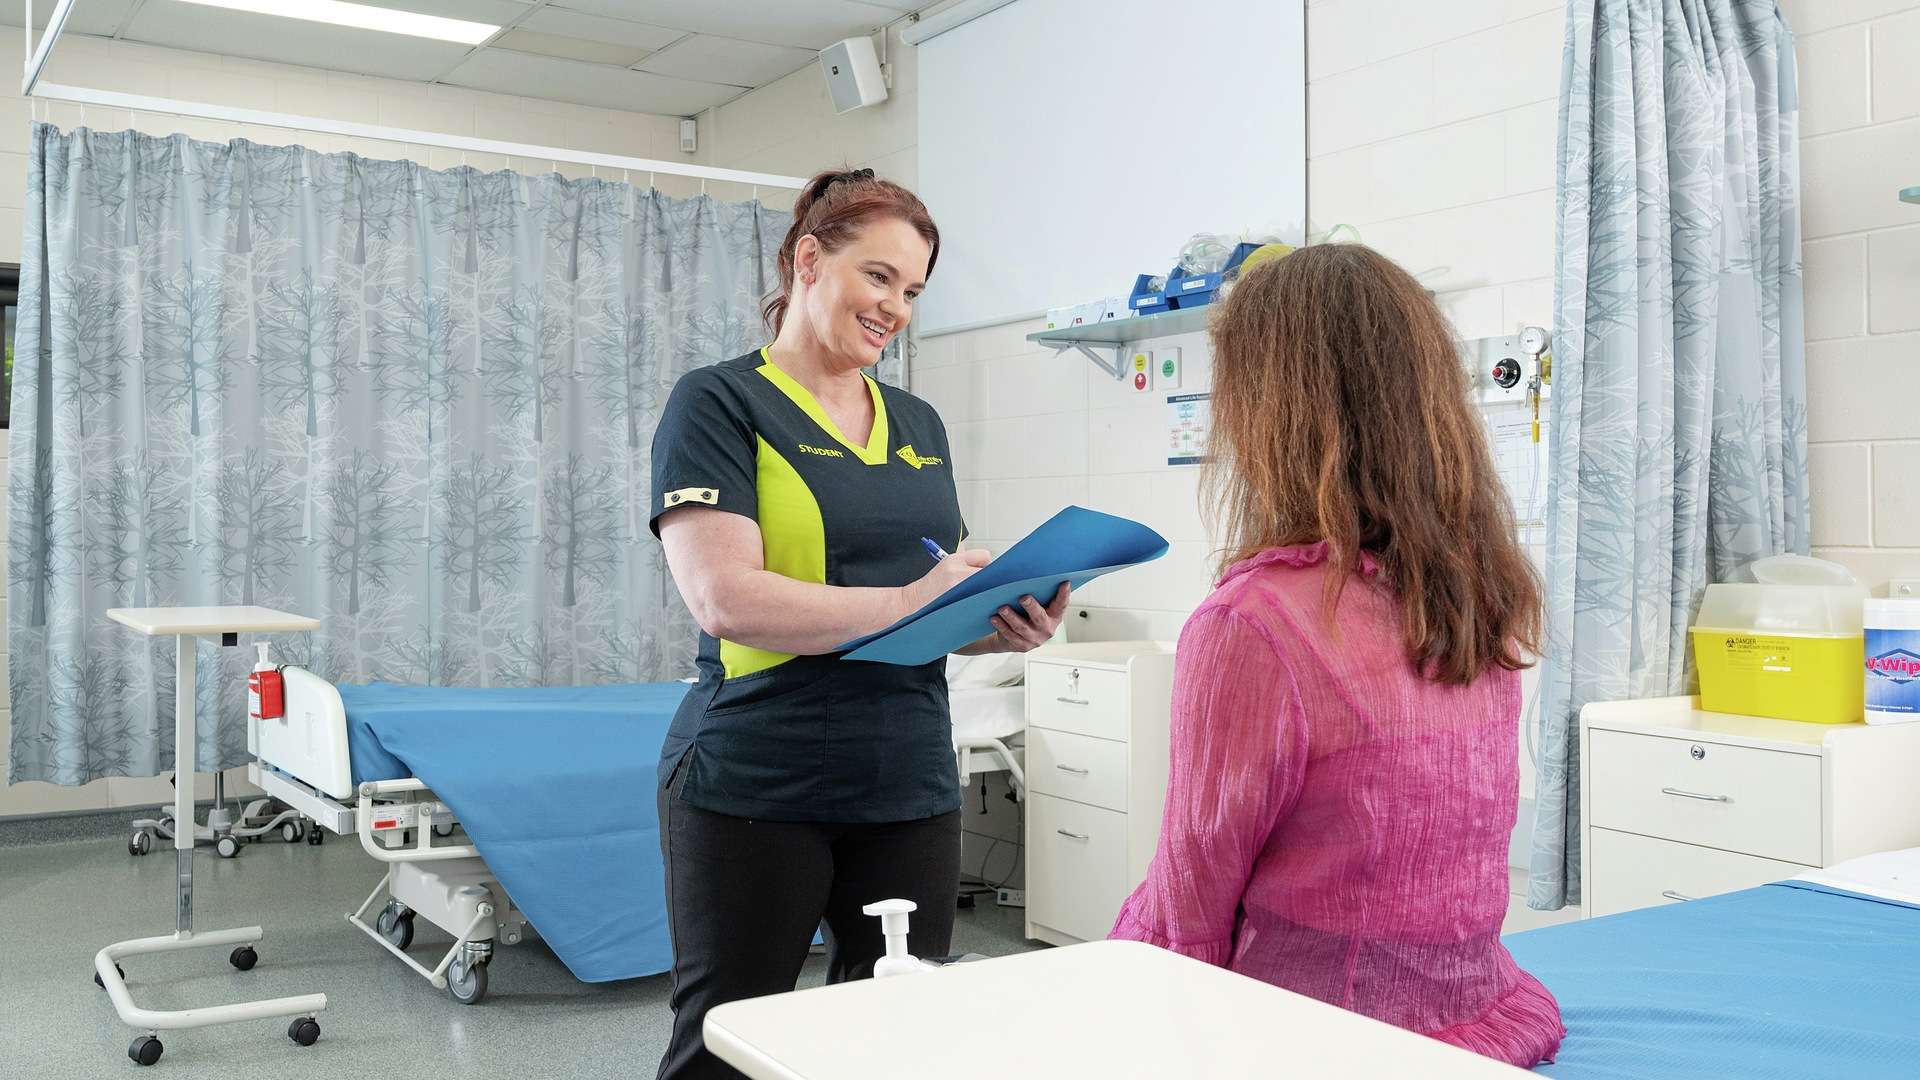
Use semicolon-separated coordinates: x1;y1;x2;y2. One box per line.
1204;243;1541;685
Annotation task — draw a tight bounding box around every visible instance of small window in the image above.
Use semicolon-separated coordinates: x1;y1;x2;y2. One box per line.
0;263;15;428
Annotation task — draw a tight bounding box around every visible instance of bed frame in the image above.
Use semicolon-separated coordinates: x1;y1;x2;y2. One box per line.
248;666;532;1005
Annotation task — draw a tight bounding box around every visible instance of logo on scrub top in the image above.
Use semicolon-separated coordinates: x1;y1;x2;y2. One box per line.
797;443;845;459
896;445;944;469
1866;648;1920;683
663;487;718;508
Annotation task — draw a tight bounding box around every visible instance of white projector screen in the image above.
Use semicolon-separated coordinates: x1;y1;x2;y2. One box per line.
915;0;1306;335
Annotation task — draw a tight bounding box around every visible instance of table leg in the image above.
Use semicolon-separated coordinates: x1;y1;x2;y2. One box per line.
175;635;194;935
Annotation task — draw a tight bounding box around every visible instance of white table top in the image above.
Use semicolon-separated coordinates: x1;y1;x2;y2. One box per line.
1582;694;1860;752
106;606;320;637
704;940;1528;1079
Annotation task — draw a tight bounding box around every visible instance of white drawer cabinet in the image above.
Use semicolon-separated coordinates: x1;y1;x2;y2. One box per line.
1022;642;1176;947
1027;728;1130;813
1579;696;1920;918
1026;794;1129;943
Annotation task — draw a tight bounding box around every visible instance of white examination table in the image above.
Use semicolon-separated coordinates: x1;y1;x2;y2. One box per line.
705;939;1530;1079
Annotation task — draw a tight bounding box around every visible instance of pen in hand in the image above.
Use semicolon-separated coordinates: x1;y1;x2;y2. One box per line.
920;537;950;562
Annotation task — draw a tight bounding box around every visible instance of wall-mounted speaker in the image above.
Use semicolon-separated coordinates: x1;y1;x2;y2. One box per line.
820;35;888;114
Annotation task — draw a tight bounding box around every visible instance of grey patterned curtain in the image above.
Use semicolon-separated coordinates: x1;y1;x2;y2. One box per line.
6;124;817;785
1528;1;1807;909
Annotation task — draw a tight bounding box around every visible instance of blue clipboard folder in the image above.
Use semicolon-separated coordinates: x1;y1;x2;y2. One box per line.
837;506;1169;666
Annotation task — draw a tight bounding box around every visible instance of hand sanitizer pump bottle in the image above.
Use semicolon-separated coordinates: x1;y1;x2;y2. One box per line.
863;899;939;978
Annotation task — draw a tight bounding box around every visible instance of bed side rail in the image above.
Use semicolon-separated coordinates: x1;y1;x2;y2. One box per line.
357;778;480;863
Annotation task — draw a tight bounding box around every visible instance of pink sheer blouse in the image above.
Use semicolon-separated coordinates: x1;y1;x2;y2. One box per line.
1110;543;1564;1068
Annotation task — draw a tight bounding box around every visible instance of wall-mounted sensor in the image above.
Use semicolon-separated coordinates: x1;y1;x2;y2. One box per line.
678;118;697;154
820;36;889;114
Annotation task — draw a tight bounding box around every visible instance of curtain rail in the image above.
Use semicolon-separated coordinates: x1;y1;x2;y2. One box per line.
29;82;811;191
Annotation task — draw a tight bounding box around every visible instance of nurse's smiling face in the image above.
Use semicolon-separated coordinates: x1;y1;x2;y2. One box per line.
790;216;931;373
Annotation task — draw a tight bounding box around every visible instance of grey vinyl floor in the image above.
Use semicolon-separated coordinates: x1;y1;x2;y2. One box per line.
0;822;1038;1079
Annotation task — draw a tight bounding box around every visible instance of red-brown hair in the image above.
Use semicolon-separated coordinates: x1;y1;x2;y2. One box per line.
764;168;941;334
1204;243;1542;685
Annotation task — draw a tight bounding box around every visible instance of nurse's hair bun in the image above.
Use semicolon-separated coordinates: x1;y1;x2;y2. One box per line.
764;167;939;334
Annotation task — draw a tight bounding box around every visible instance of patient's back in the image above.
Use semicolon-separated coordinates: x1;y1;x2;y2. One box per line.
1111;541;1563;1067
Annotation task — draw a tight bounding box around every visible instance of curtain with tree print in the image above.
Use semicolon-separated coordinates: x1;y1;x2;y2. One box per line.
7;124;869;785
1527;1;1807;909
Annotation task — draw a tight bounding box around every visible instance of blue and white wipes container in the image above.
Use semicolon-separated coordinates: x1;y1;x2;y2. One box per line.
1864;597;1920;724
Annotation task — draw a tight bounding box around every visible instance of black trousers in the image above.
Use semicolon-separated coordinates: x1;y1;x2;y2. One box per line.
655;776;962;1080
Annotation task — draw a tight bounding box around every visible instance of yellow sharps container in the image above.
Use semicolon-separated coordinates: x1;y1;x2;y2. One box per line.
1691;555;1866;725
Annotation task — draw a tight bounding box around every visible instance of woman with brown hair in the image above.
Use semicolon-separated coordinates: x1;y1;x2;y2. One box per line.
649;169;1067;1079
1110;243;1565;1066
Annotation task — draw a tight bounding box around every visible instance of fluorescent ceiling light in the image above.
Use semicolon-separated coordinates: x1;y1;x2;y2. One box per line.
175;0;499;45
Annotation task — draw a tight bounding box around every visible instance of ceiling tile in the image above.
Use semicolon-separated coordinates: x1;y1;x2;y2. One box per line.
494;29;651;67
518;7;685;51
444;48;742;117
549;0;898;50
0;0;140;35
123;0;472;81
352;0;533;24
636;34;815;88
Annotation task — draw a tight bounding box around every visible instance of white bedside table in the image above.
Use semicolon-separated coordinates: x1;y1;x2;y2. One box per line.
97;606;326;1067
1579;695;1920;918
1021;641;1175;946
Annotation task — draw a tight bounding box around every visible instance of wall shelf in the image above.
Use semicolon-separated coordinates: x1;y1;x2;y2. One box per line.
1025;305;1213;379
1903;186;1920;205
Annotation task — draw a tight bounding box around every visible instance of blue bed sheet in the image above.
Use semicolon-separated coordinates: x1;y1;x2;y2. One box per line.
336;681;690;983
1506;881;1920;1078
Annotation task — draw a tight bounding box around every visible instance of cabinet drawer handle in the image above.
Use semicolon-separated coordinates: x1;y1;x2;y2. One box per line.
1660;890;1698;902
1055;829;1089;841
1055;696;1090;706
1054;764;1090;775
1661;787;1731;803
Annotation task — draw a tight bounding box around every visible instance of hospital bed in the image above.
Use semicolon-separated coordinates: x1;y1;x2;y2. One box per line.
250;660;1031;1003
249;669;690;1004
1506;848;1920;1077
947;651;1029;799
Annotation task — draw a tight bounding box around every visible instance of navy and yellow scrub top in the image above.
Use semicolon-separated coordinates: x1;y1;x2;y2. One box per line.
649;348;967;823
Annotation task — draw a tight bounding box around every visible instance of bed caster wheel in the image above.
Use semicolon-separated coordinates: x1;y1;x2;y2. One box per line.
216;835;240;859
128;830;151;856
95;963;124;989
377;904;415;951
446;959;488;1005
281;820;303;844
307;824;325;846
287;1016;321;1047
229;946;257;971
432;822;455;838
129;1035;163;1066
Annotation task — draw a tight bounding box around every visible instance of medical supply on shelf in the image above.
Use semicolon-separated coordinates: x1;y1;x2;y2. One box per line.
1864;597;1920;725
1128;241;1263;314
1237;241;1296;277
1046;296;1131;331
1692;556;1867;725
